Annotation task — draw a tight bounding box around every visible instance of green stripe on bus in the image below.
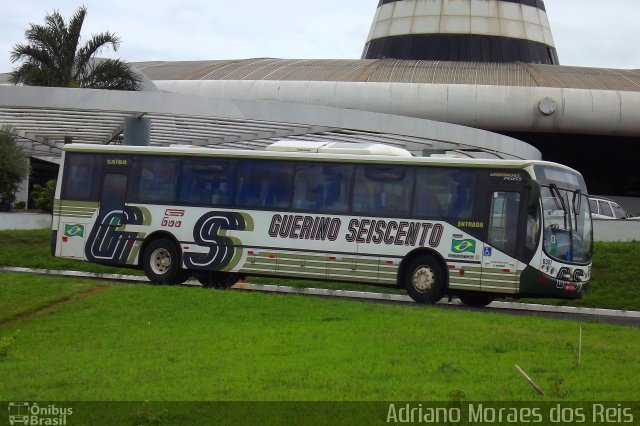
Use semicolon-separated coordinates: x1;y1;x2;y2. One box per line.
275;253;330;262
277;265;327;276
481;286;518;294
59;200;100;208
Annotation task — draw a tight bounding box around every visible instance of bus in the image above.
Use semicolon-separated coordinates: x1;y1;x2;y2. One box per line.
51;141;593;307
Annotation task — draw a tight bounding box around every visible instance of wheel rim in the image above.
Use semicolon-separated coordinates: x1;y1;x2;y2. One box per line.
413;266;435;293
150;248;172;275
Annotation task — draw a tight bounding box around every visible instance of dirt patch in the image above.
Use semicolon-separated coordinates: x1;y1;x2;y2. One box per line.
0;284;114;327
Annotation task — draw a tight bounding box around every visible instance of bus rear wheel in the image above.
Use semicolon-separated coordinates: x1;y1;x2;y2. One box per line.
404;255;445;304
458;292;494;307
143;239;190;285
197;271;240;289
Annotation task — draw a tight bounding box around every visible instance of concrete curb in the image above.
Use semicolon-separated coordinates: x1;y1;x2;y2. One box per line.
2;266;640;320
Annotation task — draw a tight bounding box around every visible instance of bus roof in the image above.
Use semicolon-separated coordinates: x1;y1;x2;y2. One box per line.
62;143;581;175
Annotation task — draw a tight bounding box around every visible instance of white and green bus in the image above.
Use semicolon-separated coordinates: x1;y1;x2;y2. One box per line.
52;141;593;306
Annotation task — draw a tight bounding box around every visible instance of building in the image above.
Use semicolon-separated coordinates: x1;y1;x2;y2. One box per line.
133;0;640;199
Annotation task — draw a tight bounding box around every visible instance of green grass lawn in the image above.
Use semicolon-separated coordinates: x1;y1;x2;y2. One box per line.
0;273;639;403
1;229;639;310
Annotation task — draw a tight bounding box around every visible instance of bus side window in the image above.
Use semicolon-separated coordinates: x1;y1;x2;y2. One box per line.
447;170;474;218
322;165;352;212
292;163;352;212
62;153;102;201
415;169;446;218
352;165;413;215
129;157;179;204
293;164;320;210
179;159;235;206
414;168;475;219
236;160;294;209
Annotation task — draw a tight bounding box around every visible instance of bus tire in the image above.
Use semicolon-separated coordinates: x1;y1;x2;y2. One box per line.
197;271;240;289
458;292;494;307
143;239;190;285
404;255;446;304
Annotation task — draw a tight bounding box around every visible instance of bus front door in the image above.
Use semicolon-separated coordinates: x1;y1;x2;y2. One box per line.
482;190;523;295
85;173;130;264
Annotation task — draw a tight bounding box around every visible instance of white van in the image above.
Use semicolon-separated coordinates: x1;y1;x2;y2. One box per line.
588;196;640;220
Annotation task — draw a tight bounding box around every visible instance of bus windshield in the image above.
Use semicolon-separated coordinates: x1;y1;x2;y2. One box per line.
535;166;593;264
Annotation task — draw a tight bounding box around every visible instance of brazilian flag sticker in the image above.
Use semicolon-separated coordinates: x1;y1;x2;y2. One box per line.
64;224;85;238
452;239;476;254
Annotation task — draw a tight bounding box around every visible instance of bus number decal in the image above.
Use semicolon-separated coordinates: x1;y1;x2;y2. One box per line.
184;211;247;271
161;217;182;228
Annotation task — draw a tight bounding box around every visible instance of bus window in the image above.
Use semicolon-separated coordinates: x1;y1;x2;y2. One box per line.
352;165;414;215
292;163;353;212
129;157;179;204
61;153;102;201
414;168;475;219
489;191;521;256
447;170;475;218
179;159;235;206
236;160;294;209
99;174;127;219
525;205;540;253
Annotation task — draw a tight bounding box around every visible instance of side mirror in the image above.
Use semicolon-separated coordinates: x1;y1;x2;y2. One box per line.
526;180;541;209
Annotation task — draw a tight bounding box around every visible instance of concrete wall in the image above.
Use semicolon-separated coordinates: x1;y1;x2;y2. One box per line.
593;219;640;242
0;212;52;230
14;176;29;206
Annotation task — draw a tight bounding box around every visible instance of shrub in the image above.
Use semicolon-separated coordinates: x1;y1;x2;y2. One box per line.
31;179;56;213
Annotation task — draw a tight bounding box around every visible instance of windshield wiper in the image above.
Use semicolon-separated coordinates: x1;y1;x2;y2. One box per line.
549;184;568;229
572;189;582;231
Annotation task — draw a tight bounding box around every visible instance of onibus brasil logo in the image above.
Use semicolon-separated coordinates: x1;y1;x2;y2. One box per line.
8;402;73;425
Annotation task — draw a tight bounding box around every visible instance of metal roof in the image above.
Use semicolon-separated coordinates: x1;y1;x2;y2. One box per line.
133;59;640;92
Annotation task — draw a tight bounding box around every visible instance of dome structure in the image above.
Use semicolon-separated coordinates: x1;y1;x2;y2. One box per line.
362;0;559;64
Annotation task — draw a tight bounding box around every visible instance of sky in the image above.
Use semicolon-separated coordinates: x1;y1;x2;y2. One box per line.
1;0;639;73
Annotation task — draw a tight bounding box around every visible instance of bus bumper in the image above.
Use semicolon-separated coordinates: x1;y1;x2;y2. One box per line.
519;265;588;299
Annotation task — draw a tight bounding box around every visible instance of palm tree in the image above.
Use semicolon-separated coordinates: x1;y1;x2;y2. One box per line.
9;6;141;91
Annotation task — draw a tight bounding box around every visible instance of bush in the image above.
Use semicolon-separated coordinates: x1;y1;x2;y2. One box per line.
14;201;26;209
0;126;30;204
31;180;56;212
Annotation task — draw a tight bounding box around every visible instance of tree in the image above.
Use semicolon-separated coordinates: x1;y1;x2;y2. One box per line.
0;126;30;207
9;6;141;91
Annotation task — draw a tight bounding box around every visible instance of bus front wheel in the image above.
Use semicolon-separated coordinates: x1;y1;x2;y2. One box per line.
458;292;494;307
143;239;190;285
404;255;445;304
